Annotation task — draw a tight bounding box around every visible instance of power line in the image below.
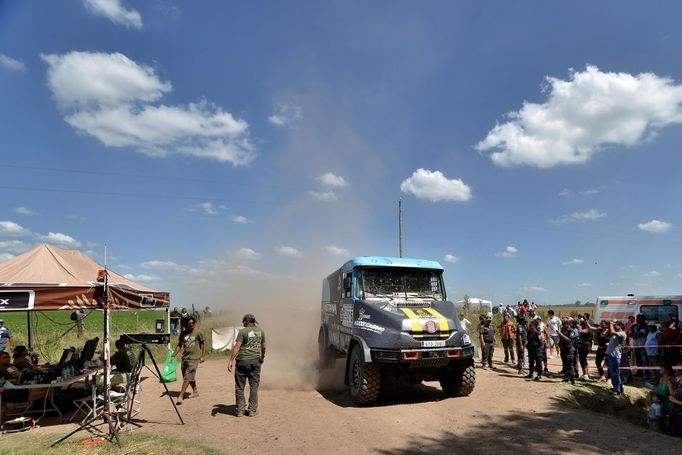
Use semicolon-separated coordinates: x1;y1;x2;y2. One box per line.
0;184;276;205
0;163;302;192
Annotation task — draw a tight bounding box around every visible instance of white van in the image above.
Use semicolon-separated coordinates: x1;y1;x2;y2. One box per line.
595;295;681;323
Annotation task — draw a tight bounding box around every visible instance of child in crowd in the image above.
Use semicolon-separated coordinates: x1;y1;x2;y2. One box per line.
647;393;665;432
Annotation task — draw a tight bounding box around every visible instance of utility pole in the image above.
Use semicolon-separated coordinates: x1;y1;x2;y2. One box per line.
398;198;403;258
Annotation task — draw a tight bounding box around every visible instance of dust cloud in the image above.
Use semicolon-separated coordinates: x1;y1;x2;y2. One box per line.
192;262;347;393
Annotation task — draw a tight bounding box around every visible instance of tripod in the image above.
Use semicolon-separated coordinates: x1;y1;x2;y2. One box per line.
124;343;184;425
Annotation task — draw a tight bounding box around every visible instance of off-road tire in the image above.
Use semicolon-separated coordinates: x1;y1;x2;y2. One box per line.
440;359;476;397
348;344;381;405
318;328;336;370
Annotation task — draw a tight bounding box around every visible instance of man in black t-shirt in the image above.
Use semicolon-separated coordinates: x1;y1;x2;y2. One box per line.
479;318;495;369
110;340;136;373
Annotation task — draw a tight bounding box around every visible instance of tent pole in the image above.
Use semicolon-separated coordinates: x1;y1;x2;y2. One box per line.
166;307;171;349
102;268;115;440
27;312;33;351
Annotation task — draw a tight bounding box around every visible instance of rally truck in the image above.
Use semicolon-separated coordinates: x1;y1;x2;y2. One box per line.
319;256;475;405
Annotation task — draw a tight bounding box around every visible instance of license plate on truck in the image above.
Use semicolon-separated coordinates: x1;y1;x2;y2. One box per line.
422;340;445;347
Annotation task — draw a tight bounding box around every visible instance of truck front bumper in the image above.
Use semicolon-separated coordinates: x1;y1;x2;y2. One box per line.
370;344;475;367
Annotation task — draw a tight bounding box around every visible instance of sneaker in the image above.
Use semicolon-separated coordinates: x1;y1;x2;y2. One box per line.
534;376;541;381
582;375;591;381
236;411;245;417
247;410;258;417
481;365;487;370
543;368;550;374
524;374;533;379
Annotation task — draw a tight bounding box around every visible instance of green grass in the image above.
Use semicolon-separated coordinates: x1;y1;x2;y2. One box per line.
2;430;221;455
1;310;232;363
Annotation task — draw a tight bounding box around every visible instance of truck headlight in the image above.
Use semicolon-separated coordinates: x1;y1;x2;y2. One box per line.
462;334;471;345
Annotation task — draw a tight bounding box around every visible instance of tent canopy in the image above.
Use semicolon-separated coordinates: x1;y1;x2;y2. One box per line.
0;244;169;311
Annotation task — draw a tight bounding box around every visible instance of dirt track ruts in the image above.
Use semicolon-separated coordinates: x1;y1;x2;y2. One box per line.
122;349;678;455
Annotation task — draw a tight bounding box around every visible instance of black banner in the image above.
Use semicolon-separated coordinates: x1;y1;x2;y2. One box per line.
0;290;35;310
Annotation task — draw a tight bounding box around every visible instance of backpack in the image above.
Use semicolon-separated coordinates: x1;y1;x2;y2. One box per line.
70;311;77;321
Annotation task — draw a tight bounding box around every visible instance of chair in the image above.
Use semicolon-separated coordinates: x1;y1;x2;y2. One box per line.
69;390;127;425
69;394;102;424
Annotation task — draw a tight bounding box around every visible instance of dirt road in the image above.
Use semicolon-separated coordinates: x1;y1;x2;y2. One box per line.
130;350;676;455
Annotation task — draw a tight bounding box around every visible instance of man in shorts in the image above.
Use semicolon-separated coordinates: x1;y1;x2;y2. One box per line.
546;310;561;359
172;316;206;404
228;314;266;417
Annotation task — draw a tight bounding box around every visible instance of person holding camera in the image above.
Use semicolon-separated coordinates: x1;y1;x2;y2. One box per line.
228;314;266;417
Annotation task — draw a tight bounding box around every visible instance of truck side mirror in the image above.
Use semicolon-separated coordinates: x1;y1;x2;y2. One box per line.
343;275;352;291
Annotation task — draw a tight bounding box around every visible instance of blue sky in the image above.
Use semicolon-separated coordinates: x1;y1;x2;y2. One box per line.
2;1;682;308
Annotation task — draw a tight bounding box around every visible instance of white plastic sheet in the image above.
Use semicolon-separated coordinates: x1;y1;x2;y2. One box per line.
211;326;240;351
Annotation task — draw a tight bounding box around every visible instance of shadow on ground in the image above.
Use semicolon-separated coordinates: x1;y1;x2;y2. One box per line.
373;397;678;455
211;403;237;417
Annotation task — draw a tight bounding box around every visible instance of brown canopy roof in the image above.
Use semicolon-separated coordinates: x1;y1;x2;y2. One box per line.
0;244;169;311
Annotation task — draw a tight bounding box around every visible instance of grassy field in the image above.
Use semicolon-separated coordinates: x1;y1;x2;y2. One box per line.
2;431;221;455
0;310;232;363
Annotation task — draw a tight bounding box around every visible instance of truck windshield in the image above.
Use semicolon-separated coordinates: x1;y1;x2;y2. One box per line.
359;268;444;301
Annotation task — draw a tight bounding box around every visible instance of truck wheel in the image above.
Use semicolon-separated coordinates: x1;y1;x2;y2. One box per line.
440;359;476;397
348;345;381;405
318;328;335;370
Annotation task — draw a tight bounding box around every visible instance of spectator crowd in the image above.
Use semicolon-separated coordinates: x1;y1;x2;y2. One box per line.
467;299;682;436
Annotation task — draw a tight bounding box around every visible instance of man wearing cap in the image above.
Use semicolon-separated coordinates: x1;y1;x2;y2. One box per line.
479;317;495;369
228;314;266;417
0;320;12;354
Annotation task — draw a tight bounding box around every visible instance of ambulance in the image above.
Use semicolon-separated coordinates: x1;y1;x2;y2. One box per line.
595;294;681;323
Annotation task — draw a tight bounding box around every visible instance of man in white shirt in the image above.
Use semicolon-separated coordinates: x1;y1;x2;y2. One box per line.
458;313;471;333
547;310;562;359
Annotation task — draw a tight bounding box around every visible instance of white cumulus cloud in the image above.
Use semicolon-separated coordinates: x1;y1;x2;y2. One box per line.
14;207;39;216
550;209;606;223
190;202;218;216
443;254;460;264
233;248;262;261
638;219;673;233
562;258;584;266
275;246;303;259
642;270;661;278
497;246;519;258
309;190;337;201
518;284;546;294
0;221;29;236
124;273;161;282
232;215;252;224
400;169;472;202
83;0;142;29
0;53;26;72
477;66;682;168
268;102;302;127
42;51;255;166
326;245;350;257
140;260;186;272
37;232;81;248
316;172;348;188
0;240;30;255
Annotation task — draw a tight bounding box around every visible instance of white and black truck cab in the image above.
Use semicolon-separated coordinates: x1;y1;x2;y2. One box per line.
319;256;475;405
